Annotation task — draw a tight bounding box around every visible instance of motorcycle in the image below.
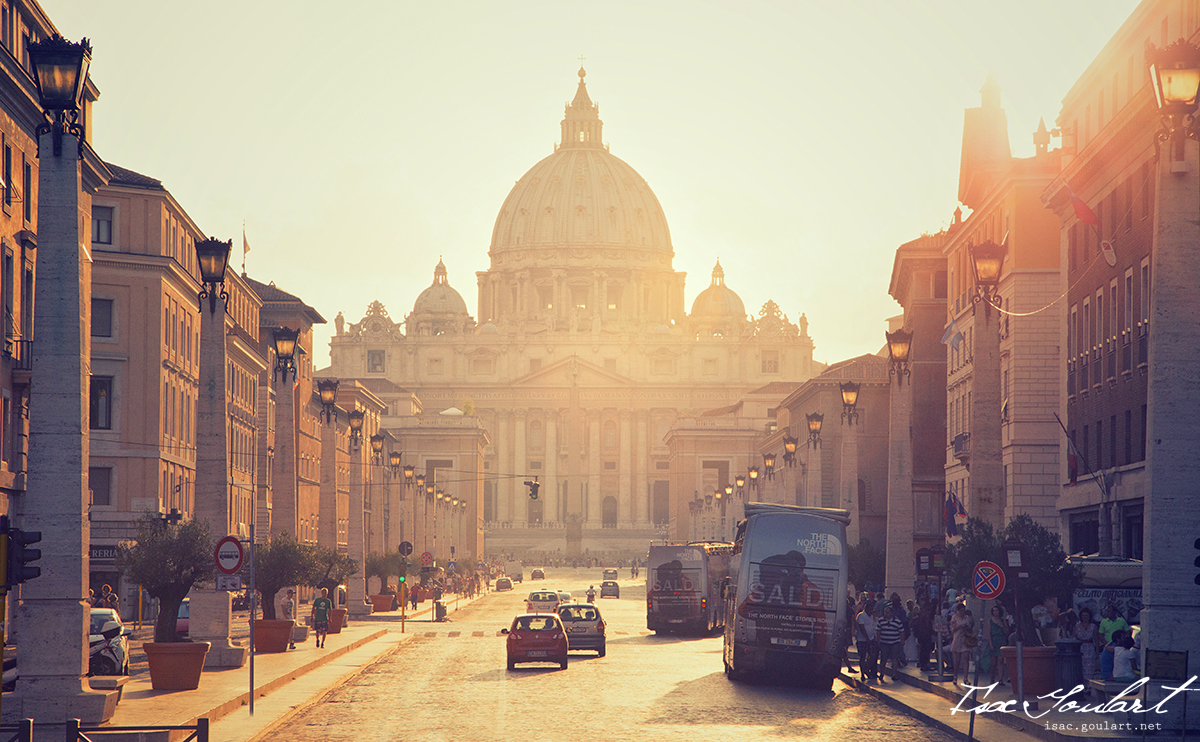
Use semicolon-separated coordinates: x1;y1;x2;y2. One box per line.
88;620;130;676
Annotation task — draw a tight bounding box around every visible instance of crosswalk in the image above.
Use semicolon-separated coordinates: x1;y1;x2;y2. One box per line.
411;630;639;638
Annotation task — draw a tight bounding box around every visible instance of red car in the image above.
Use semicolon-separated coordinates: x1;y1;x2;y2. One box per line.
503;613;568;670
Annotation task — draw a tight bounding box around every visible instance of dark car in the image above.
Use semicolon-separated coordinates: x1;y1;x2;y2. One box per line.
531;568;546;580
496;577;513;591
599;580;620;598
503;613;568;670
602;568;619;580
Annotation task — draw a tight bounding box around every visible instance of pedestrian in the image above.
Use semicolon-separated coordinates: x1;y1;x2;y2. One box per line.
1104;630;1139;681
855;599;879;683
1075;608;1101;680
877;604;905;681
914;600;935;671
1098;604;1130;645
311;587;333;648
282;589;297;649
842;596;857;673
949;602;972;684
985;604;1010;684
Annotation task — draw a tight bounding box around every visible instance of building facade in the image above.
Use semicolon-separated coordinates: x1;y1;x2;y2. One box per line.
328;70;820;558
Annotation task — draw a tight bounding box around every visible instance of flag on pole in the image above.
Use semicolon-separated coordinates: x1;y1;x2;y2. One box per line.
1066;436;1080;485
944;492;967;537
243;226;251;256
940;318;964;349
1069;189;1099;225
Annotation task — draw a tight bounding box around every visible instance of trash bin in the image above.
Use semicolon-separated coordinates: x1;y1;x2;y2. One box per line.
1054;638;1083;691
434;600;447;622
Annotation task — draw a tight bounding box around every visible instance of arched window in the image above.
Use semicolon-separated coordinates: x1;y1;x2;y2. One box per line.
603;420;617;447
602;496;618;527
529;419;544;449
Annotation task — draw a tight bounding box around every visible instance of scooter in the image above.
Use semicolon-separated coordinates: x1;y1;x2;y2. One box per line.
88;621;129;676
586;587;596;603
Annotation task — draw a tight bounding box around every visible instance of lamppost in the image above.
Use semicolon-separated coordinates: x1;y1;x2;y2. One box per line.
806;414;824;508
763;452;776;481
1141;39;1200;732
389;451;403;479
806;413;824;448
272;327;300;382
734;474;745;497
839;382;861;541
885;329;913;385
20;32;118;723
840;382;860;425
195;238;232;314
348;409;365;449
317;378;339;424
967;240;1005;529
969;240;1006;316
370;433;385;464
748;466;759;491
782;434;799;467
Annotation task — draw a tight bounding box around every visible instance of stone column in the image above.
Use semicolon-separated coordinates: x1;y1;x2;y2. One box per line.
12;129;116;724
318;418;338;548
347;430;372;617
635;411;648;525
514;410;527;525
545;412;558;524
885;375;915;601
807;427;823;508
496;410;511;523
588;411;601;524
970;302;1004;528
840;417;860;544
781;453;796;506
190;293;248;668
1142;138;1200;731
618;410;632;525
271;374;298;539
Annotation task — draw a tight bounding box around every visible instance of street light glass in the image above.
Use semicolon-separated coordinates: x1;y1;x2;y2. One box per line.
195;238;232;286
389;451;402;468
748;467;759;481
27;35;91;112
317;378;340;406
969;240;1006;289
806;413;824;436
348;409;365;433
763;452;776;469
415;473;426;488
1155;65;1200;108
840;381;860;408
782;437;797;455
272;327;300;363
734;474;745;488
886;328;913;364
370;433;385;454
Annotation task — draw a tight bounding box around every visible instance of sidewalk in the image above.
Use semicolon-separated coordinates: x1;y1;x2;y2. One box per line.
99;593;482;741
842;655;1155;742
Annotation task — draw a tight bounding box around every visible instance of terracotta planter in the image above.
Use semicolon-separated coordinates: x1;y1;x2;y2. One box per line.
328;608;348;634
370;595;395;612
143;641;211;691
1001;645;1058;696
253;619;295;653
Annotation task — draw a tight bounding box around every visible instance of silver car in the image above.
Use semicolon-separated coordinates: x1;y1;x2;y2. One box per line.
557;602;606;656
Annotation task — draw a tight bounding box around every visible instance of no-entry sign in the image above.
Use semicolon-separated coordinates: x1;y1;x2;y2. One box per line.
973;560;1005;600
215;535;244;575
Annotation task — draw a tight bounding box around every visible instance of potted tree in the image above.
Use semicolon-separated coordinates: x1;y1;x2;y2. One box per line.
116;514;216;690
945;514;1084;695
366;552;396;612
313;546;359;633
253;532;318;652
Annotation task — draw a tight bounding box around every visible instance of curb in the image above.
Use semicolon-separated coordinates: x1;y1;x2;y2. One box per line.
839;671;997;742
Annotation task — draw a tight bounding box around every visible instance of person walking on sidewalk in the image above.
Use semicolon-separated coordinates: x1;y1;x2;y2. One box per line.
311;588;333;648
282;589;297;649
877;604;905;682
855;600;879;683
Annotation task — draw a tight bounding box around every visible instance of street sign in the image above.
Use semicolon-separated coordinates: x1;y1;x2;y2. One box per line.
973;560;1005;600
420;551;433;566
215;535;244;575
448;561;457;572
399;541;413;557
216;574;242;591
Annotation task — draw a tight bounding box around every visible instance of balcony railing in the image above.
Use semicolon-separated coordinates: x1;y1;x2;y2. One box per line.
10;339;30;371
952;432;971;461
1138;321;1149;368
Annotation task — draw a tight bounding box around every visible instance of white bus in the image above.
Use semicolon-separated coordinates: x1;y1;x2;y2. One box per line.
722;503;850;688
647;542;733;634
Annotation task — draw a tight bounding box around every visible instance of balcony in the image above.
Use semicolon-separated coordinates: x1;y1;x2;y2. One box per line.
952;432;971;462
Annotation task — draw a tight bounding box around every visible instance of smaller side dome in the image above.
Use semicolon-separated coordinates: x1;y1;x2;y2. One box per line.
690;260;746;320
478;322;499;334
412;259;469;317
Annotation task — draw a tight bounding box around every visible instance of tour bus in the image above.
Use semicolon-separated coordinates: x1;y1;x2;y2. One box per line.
647;542;733;634
722;503;850;688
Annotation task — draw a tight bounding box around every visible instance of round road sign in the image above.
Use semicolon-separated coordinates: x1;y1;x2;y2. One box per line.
420;551;434;566
215;535;244;575
973;560;1005;600
399;541;413;557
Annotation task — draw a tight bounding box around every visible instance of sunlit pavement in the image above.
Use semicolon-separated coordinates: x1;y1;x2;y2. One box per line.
258;568;959;742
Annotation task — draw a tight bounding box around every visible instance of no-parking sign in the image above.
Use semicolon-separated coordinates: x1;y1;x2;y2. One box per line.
973;560;1005;600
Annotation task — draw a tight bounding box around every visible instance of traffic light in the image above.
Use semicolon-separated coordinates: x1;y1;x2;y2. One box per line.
1194;537;1200;587
6;526;41;586
398;558;408;584
524;478;540;500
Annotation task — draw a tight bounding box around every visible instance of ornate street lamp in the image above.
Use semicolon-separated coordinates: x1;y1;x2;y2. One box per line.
782;434;799;467
272;326;300;382
763;452;777;481
425;482;435;499
886;329;913;386
27;34;91;156
370;433;385;464
840;381;860;425
452;497;460;507
404;464;416;488
389;450;402;479
317;378;340;424
748;466;760;489
722;484;733;499
194;238;232;314
806;412;824;449
415;473;426;490
734;474;746;496
969;240;1006;314
704;491;713;507
348;409;365;448
1147;39;1200;145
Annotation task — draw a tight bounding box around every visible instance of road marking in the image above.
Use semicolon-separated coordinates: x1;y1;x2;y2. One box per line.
424;632;438;638
448;631;461;637
472;631;484;637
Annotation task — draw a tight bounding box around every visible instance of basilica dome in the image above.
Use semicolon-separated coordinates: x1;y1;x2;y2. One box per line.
489;69;672;257
412;259;469;316
690;261;746;321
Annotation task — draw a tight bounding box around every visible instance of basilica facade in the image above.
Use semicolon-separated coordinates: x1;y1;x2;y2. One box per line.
327;69;819;556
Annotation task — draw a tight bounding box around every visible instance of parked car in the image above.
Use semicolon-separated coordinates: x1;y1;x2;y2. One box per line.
599;580;620;599
175;597;190;639
602;568;619;580
495;577;513;591
525;590;561;613
502;613;568;670
231;590;250;611
530;568;545;580
89;608;131;675
557;602;605;656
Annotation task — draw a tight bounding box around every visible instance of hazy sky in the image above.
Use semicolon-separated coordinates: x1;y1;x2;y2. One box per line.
46;0;1138;366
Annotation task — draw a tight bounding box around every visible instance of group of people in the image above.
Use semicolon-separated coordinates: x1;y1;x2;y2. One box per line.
848;592;912;684
88;585;120;611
